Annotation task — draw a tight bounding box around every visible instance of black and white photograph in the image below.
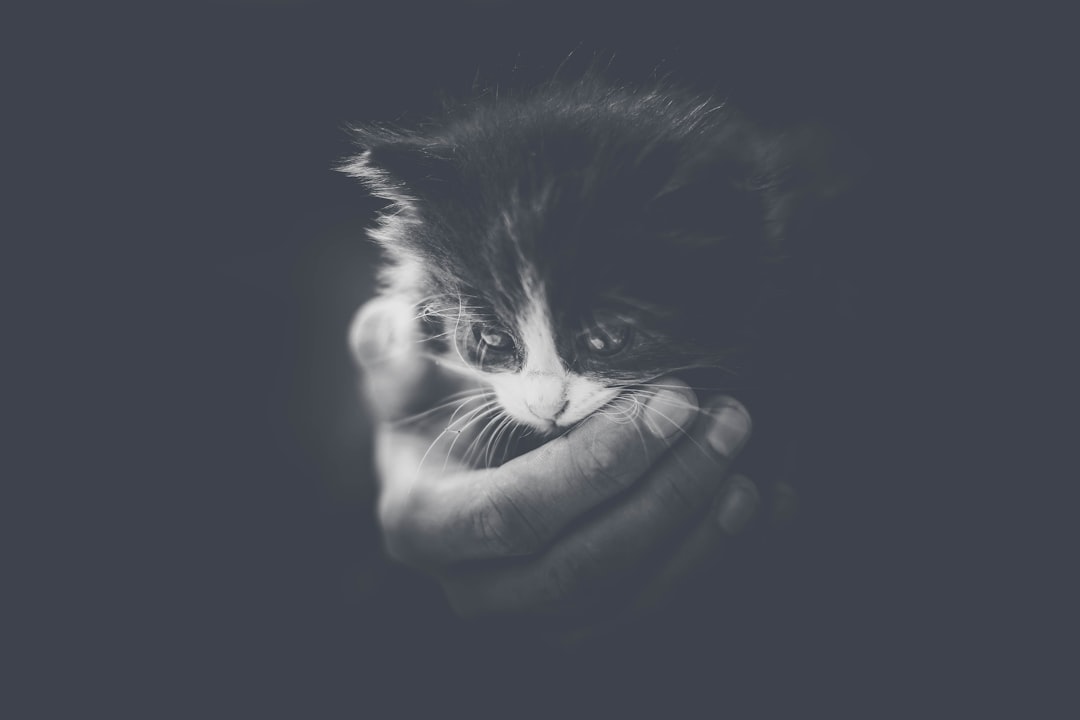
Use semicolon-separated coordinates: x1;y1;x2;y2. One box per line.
10;1;1068;717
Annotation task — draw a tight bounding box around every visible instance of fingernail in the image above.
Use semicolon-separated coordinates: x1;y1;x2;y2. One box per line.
644;387;697;439
349;299;410;367
349;309;388;366
716;475;759;535
705;399;751;457
353;330;391;367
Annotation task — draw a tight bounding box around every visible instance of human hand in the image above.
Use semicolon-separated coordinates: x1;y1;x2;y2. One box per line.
350;297;779;631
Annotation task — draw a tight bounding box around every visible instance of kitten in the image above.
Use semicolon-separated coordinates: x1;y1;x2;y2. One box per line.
342;75;847;460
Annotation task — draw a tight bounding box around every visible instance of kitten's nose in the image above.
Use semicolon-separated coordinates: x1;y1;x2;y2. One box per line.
523;375;568;421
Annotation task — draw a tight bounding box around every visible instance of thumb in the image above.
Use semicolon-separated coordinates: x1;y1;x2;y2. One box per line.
348;296;440;422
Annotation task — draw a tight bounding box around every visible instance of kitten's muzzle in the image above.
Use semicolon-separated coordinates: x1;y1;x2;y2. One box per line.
522;375;570;422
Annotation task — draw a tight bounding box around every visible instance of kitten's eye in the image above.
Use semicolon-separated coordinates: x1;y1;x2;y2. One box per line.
478;327;515;352
582;322;632;356
457;322;519;371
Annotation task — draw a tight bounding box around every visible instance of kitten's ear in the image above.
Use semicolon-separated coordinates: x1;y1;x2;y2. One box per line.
650;123;862;257
644;142;766;246
754;125;866;258
338;126;458;206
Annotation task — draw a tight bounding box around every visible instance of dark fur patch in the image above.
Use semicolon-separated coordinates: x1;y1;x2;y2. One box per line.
343;74;849;389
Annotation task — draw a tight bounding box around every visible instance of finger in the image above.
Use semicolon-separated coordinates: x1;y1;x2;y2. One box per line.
441;396;753;617
527;474;761;649
630;467;801;615
376;380;700;569
348;296;421;370
537;474;760;648
349;296;462;422
630;473;761;613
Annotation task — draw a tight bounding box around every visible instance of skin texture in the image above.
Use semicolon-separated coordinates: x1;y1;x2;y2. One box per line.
351;297;794;635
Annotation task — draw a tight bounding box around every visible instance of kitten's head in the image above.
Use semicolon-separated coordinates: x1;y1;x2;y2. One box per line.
343;78;847;433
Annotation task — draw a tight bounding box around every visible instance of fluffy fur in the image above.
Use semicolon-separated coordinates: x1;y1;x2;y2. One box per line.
342;75;848;458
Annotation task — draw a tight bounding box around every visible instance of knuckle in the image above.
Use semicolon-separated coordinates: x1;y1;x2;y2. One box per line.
473;485;545;557
569;432;626;490
657;474;701;515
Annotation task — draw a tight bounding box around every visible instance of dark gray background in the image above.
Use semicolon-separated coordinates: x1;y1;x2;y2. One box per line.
13;1;1064;716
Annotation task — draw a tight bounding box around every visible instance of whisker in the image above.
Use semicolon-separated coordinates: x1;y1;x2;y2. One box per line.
440;402;503;470
443;402;502;471
500;417;526;465
627;397;652;460
390;389;492;427
613;380;754;395
594;395;641;424
485;414;517;468
446;393;491;427
462;411;506;468
636;400;711;459
611;390;703;476
416;398;500;474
